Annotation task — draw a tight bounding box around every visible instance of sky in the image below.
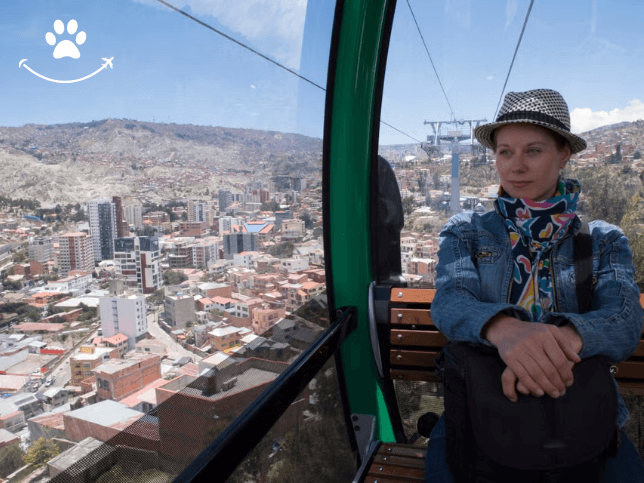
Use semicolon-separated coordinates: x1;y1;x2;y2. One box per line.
380;0;644;144
1;1;643;145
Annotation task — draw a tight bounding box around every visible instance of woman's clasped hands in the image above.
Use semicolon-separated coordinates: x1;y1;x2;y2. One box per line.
483;315;584;402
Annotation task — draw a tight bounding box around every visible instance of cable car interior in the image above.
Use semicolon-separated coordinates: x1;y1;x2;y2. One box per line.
4;0;644;482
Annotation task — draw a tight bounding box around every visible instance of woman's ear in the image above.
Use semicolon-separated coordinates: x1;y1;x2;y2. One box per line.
559;146;571;170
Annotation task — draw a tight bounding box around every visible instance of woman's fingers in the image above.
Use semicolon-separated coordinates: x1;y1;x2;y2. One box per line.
552;325;582;363
516;380;529;395
506;354;555;397
501;367;519;402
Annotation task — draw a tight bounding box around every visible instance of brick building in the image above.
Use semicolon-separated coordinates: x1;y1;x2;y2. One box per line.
95;355;162;401
70;346;117;385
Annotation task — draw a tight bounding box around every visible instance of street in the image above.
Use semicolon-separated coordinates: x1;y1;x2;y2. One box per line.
146;307;198;361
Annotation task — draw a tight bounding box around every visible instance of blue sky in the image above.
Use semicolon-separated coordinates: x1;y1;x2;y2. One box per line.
380;0;644;144
1;1;643;145
1;0;332;137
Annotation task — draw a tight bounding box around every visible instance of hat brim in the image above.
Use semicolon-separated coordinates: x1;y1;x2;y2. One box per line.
474;119;587;155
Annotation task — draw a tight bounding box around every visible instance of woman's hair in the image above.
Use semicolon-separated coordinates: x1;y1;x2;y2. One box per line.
491;124;571;154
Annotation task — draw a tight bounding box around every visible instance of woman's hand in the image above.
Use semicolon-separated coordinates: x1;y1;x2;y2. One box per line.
484;315;581;401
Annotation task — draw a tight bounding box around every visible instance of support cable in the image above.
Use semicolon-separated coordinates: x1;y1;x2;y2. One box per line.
493;0;535;120
154;0;325;92
156;0;421;144
406;0;455;121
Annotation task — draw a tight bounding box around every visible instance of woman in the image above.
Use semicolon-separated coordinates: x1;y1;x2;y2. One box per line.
425;89;644;482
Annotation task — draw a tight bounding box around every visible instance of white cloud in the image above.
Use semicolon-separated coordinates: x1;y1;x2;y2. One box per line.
505;0;518;31
570;99;644;133
486;75;495;81
250;84;256;89
135;0;307;70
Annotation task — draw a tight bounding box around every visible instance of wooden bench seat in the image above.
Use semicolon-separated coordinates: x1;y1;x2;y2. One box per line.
387;288;644;395
360;287;644;483
362;443;426;483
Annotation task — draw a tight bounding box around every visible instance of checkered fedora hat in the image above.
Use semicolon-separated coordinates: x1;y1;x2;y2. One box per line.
474;89;587;154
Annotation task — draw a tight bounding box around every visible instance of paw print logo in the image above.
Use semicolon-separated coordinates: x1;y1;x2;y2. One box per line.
45;20;86;59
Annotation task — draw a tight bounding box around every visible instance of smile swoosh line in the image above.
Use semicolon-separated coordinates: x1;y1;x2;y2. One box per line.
19;58;113;84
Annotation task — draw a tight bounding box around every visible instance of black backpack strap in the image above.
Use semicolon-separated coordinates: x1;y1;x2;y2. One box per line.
573;222;593;314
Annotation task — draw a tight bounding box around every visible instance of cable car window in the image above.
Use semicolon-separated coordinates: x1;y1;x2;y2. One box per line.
377;0;644;449
1;0;335;480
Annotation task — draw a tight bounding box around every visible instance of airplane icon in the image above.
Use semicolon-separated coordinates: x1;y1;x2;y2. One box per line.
101;57;114;69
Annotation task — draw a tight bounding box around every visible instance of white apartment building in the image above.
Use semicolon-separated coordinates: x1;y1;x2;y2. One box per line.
281;219;305;240
233;251;258;270
47;271;92;294
28;237;53;263
113;236;162;294
123;204;143;229
218;216;243;234
99;293;147;350
280;257;310;273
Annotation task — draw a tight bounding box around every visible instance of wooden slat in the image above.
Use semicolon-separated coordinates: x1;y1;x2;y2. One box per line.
391;329;447;347
373;453;425;469
379;444;426;459
633;340;644;357
390;308;433;326
389;369;439;382
614;361;644;379
364;478;419;483
618;381;644;396
367;463;424;481
391;349;439;368
390;288;436;304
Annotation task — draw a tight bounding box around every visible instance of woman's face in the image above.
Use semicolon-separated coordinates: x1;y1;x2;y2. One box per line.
494;123;570;201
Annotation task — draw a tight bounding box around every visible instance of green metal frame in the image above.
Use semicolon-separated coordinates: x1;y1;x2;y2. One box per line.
326;0;396;442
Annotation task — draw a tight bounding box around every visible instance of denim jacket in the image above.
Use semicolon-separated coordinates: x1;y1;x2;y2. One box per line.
432;208;643;427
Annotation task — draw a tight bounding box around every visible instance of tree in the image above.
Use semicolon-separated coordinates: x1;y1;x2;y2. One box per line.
260;200;280;212
620;196;644;291
163;270;188;286
300;211;313;229
0;444;24;477
402;196;416;216
267;242;295;258
147;288;165;306
23;438;59;467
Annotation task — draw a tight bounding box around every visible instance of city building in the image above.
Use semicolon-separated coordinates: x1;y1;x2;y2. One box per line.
219;216;243;234
89;198;117;262
197;282;232;299
280;257;310;273
95;354;162;401
281;219;305;240
112;196;130;238
123;203;143;229
223;233;258;259
99;293;148;350
179;221;207;238
70;346;117;385
46;271;92;294
113;236;162;294
252;307;285;335
99;333;130;358
187;199;208;223
218;189;232;212
28;237;53;263
164;293;195;328
58;232;95;277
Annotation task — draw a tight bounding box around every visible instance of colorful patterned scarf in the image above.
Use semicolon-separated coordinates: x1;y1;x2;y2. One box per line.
496;178;581;320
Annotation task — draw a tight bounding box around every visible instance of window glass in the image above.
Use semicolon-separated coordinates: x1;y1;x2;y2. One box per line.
0;0;334;479
379;0;644;452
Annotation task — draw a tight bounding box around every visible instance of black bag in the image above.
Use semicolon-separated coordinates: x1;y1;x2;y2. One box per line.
441;223;620;482
442;342;619;482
